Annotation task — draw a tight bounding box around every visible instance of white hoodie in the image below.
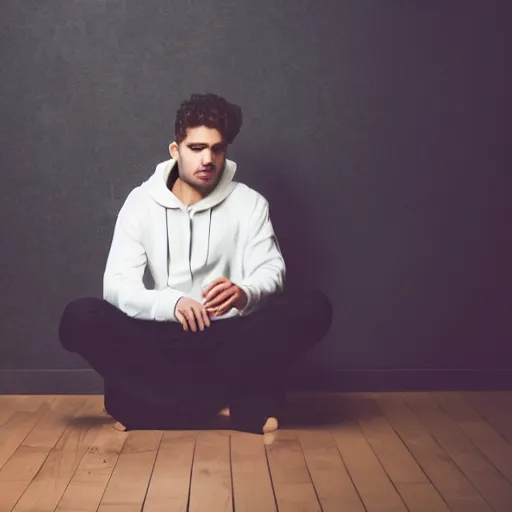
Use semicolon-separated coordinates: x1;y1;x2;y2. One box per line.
103;158;286;321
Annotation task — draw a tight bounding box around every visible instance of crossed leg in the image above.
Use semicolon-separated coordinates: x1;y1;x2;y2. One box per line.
59;288;333;434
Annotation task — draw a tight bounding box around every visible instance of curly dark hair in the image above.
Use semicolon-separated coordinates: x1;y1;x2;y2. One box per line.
174;93;243;144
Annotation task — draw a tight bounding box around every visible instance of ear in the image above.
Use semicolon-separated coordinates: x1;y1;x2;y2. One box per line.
169;141;179;160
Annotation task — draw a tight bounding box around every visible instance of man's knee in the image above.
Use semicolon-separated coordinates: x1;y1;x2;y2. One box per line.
300;289;333;339
59;297;105;352
276;287;333;341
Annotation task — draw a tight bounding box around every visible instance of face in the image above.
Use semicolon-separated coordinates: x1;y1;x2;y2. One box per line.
170;126;227;195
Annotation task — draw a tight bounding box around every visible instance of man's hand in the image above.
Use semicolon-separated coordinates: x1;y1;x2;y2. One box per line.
175;297;211;332
202;277;248;317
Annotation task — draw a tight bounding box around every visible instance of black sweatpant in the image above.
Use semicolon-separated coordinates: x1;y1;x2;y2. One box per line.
59;288;332;433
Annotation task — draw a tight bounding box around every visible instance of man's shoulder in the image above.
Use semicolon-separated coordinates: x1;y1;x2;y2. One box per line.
230;182;269;207
120;185;147;209
117;185;155;223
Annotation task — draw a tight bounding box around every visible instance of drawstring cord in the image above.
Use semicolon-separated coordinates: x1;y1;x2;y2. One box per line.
205;208;212;267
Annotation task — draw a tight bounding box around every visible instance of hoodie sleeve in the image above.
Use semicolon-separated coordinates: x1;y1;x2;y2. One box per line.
103;189;185;321
238;196;286;316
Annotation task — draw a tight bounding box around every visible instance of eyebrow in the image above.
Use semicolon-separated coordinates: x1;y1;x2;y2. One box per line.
186;142;225;148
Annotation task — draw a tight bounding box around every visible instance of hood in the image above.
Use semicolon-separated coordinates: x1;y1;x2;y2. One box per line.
142;158;238;211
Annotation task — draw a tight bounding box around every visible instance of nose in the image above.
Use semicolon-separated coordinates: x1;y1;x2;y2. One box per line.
202;149;213;166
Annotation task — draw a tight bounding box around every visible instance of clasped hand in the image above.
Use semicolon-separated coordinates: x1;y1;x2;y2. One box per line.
174;277;247;332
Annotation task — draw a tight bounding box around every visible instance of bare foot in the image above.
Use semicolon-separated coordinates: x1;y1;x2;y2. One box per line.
113;421;127;431
263;417;279;434
218;407;230;417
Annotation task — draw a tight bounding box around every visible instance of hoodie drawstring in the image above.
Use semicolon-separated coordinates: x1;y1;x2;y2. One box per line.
165;208;170;281
166;207;212;284
204;208;212;267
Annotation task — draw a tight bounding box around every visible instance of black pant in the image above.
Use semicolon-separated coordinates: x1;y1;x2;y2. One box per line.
59;288;332;433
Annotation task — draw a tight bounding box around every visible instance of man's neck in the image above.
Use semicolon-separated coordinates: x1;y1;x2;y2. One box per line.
171;178;205;206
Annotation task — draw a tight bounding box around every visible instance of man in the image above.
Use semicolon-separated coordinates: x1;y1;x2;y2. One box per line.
59;93;333;434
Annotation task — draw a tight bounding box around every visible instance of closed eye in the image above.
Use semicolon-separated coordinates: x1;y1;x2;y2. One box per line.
187;144;226;153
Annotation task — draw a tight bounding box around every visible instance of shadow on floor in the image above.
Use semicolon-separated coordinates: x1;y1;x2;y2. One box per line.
280;392;381;428
60;393;384;431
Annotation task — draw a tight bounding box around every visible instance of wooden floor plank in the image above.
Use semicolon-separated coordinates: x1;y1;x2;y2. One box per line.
496;391;512;404
0;396;24;427
467;392;512;444
0;395;56;411
434;392;512;484
188;431;233;512
0;396;53;431
377;393;493;512
55;422;128;512
22;396;87;450
12;397;104;512
403;392;512;512
344;393;451;512
0;398;53;470
330;416;408;512
0;446;50;512
395;482;452;512
97;429;162;512
2;392;512;512
347;394;429;484
0;396;86;512
230;431;277;512
295;428;366;512
265;429;323;512
17;396;56;412
142;430;197;512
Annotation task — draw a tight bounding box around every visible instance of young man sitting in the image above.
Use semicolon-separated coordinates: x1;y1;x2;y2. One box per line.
59;93;333;434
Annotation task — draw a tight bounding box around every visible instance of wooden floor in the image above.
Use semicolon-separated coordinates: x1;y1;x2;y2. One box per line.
0;392;512;511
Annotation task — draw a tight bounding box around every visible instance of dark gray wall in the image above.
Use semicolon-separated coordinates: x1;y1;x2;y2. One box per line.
1;1;510;391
